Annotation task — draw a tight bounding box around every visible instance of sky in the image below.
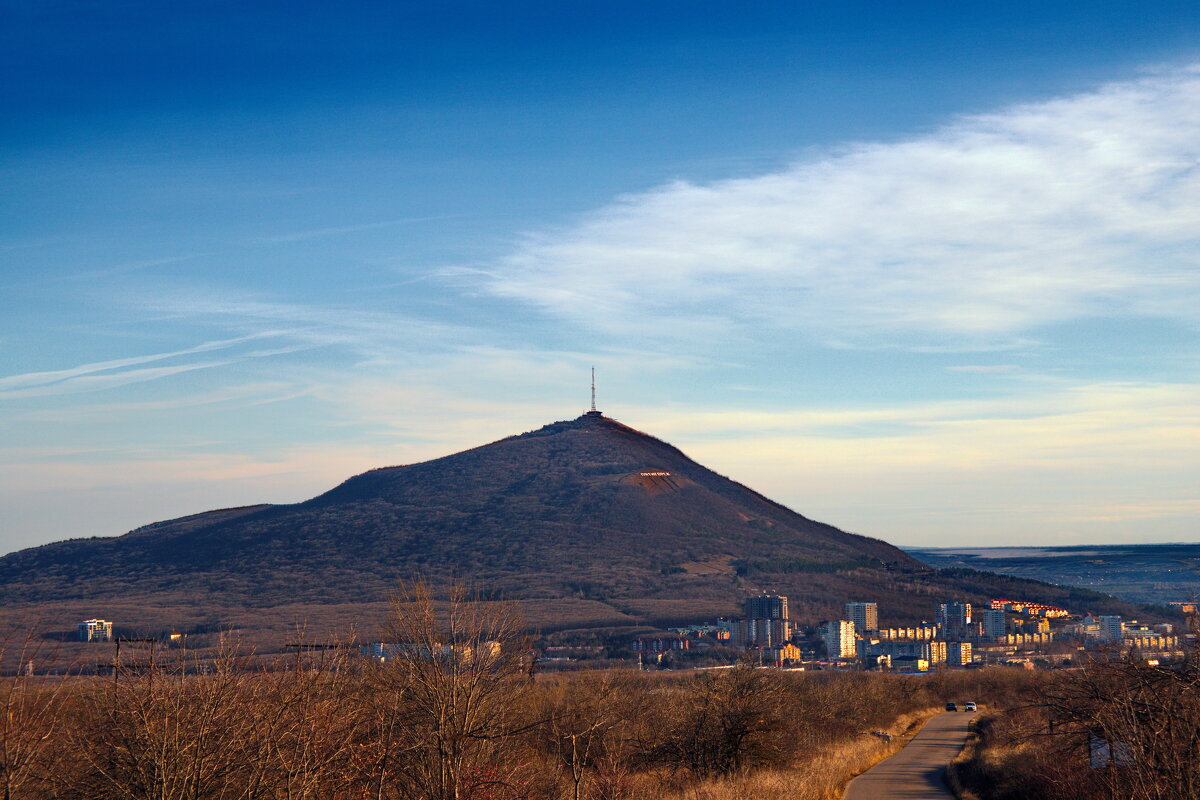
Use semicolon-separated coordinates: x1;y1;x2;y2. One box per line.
2;1;1199;554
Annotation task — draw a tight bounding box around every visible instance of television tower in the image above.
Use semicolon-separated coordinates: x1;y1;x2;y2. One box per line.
586;367;601;416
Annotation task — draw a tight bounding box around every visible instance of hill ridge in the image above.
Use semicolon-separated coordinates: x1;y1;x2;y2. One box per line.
0;412;1164;637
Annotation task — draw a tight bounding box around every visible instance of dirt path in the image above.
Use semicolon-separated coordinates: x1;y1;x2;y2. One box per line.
842;711;977;800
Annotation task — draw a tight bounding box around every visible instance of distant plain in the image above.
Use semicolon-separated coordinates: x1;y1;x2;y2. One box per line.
907;543;1200;606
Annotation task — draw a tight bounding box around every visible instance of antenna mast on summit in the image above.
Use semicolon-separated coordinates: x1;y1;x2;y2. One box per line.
590;367;597;413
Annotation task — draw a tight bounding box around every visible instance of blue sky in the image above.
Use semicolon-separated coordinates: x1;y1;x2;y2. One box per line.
3;1;1199;553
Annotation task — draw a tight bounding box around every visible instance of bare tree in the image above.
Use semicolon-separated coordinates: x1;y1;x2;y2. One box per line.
540;674;632;800
0;635;70;800
647;665;794;779
1037;656;1200;800
69;635;256;800
364;582;537;800
242;650;360;800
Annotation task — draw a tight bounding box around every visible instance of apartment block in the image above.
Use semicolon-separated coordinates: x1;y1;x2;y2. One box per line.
979;608;1007;639
844;602;879;633
734;617;792;649
822;619;856;659
78;619;113;642
876;626;938;641
745;595;789;620
937;602;972;638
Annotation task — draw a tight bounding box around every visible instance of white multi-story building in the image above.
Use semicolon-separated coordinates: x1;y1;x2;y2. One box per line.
78;619;113;642
822;619;856;659
1099;616;1124;642
845;602;879;633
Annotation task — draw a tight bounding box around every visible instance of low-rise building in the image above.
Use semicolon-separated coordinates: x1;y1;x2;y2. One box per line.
671;624;731;641
361;640;502;662
892;656;930;672
1013;617;1050;634
631;635;690;652
763;642;802;666
858;638;947;666
1123;633;1179;651
997;632;1055;646
876;626;938;641
991;599;1069;618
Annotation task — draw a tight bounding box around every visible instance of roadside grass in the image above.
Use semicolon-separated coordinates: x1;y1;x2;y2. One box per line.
661;706;943;800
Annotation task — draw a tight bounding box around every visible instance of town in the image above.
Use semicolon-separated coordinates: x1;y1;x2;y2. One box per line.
70;597;1192;676
622;596;1192;672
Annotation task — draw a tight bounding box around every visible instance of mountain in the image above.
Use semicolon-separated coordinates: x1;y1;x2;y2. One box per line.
0;413;1164;639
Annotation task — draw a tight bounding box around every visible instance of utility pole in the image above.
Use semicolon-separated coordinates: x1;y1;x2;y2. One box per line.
112;637;157;687
284;641;355;671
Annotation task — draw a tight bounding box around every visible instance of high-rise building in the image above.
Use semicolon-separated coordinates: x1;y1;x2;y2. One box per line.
78;619;113;642
937;602;972;638
735;595;792;649
1099;616;1124;642
947;641;973;667
822;619;856;659
745;595;789;620
979;608;1007;639
733;617;792;649
845;602;879;633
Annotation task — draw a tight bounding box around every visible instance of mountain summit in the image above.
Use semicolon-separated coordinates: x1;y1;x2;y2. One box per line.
1;414;914;610
3;413;1136;632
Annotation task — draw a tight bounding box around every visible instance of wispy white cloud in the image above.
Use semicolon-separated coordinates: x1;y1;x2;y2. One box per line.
0;330;308;400
0;362;231;400
0;333;276;393
488;64;1200;349
141;293;466;358
9;382;305;423
946;364;1019;373
252;216;453;244
64;252;216;281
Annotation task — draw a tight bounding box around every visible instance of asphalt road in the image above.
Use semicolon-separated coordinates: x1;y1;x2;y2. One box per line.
842;711;978;800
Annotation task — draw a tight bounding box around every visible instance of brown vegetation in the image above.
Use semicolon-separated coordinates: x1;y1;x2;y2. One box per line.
0;588;1045;800
951;625;1200;800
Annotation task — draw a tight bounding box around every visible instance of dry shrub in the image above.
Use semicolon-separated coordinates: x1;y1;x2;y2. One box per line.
353;582;538;800
0;637;73;800
642;666;798;778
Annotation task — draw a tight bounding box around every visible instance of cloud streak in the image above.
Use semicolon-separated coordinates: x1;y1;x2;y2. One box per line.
0;362;232;400
489;64;1200;349
0;333;286;397
252;216;454;244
